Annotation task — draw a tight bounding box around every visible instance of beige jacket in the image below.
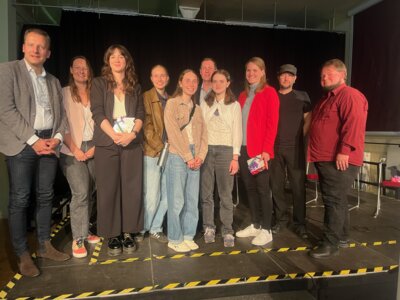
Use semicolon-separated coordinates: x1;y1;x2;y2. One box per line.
60;86;94;156
164;96;208;162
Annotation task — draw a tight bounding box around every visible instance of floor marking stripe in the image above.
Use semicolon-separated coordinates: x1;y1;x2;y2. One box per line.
89;239;399;265
9;265;398;299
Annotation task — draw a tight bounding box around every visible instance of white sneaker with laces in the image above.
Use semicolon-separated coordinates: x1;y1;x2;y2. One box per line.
184;240;199;250
251;229;273;246
168;242;191;253
235;224;262;238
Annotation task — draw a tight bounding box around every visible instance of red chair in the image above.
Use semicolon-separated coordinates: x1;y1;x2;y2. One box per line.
376;160;400;217
306;162;319;205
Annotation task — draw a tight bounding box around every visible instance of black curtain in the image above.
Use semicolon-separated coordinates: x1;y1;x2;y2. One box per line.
22;11;345;104
352;0;400;131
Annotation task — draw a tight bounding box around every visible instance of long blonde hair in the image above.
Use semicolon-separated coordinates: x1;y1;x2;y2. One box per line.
244;57;267;94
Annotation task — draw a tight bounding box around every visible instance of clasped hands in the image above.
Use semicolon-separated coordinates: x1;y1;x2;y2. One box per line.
32;138;60;155
187;157;203;170
112;131;136;147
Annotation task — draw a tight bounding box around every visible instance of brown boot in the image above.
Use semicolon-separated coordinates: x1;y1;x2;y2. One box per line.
18;252;40;277
37;240;70;261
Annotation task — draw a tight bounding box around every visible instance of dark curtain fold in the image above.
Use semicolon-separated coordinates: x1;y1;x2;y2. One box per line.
22;11;345;105
353;0;400;131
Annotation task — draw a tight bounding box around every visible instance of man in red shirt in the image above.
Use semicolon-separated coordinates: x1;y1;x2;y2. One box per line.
308;59;368;258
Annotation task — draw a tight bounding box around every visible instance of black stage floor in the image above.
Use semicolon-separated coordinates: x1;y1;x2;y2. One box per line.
1;188;399;300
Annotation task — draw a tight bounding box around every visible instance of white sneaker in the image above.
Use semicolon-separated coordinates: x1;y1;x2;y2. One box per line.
184;240;199;250
236;224;262;238
251;229;273;246
168;242;191;253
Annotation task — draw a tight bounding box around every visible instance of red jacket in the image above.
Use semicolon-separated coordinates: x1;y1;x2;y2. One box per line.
239;86;280;158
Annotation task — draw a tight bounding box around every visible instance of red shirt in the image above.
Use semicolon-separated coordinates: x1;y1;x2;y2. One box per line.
239;86;280;158
308;84;368;166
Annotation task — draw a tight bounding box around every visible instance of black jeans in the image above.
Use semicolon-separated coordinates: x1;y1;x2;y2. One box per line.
239;146;272;230
270;146;306;227
6;143;58;256
315;162;359;246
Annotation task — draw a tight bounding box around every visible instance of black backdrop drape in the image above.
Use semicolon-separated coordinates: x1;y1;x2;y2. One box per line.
22;11;345;104
352;0;400;131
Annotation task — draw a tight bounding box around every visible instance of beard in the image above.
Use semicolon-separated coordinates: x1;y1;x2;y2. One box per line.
322;82;342;91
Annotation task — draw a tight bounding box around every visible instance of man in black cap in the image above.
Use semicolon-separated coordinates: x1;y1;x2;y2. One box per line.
270;64;312;238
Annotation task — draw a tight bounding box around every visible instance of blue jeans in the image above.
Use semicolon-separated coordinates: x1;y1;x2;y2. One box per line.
6;145;58;256
143;156;167;234
166;147;200;243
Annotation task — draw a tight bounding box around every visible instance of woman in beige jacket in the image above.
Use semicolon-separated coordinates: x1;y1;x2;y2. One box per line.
60;56;100;258
164;69;208;253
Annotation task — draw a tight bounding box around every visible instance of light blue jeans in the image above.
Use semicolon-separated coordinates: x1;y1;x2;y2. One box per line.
166;147;200;243
143;156;167;234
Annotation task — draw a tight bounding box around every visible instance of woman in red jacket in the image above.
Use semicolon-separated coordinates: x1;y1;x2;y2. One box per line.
235;57;279;246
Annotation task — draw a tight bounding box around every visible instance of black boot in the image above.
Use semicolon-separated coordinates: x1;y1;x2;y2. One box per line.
107;237;122;256
122;233;137;254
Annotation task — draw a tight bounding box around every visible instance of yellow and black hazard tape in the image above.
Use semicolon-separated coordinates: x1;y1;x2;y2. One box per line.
88;239;397;266
0;273;23;300
10;265;398;300
0;215;71;299
89;239;104;265
50;214;70;238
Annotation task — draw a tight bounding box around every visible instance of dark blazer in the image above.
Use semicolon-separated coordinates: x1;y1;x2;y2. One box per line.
90;77;145;147
0;59;66;156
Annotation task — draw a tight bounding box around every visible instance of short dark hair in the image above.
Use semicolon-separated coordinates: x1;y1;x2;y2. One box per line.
200;58;217;70
24;28;51;48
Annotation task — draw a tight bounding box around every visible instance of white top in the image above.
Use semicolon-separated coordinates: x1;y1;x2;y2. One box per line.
24;59;62;145
201;98;242;155
82;105;94;141
113;94;126;119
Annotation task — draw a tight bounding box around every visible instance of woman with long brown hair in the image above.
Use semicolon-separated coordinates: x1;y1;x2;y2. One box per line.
91;45;144;256
235;57;279;246
200;69;242;247
164;69;208;253
60;56;100;258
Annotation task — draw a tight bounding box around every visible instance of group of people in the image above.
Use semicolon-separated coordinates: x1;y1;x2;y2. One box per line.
0;28;368;278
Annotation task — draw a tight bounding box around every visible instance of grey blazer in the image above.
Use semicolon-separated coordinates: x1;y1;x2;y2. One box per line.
0;59;66;156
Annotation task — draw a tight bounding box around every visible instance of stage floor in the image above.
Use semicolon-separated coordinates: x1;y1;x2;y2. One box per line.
1;188;399;299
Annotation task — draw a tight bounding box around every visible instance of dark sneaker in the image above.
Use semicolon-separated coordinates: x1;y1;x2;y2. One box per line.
134;232;145;243
107;237;122;256
150;232;168;244
271;224;281;234
309;243;339;258
122;233;137;254
294;226;309;239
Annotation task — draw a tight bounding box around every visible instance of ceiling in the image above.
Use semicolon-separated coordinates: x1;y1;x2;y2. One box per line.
14;0;376;31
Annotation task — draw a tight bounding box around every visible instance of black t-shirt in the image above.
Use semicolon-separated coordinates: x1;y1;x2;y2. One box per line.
275;89;311;147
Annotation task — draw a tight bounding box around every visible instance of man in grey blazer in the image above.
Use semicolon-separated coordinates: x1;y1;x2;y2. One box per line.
0;28;70;277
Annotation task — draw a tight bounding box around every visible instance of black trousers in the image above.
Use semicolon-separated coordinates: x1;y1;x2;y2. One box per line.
95;143;144;238
315;162;359;246
239;146;272;230
270;146;306;227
